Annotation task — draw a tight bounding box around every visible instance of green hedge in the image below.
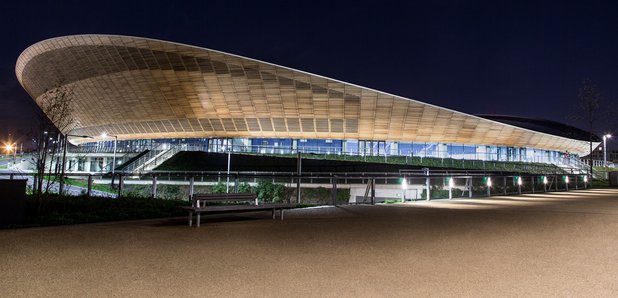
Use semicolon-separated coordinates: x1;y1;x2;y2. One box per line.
18;194;189;227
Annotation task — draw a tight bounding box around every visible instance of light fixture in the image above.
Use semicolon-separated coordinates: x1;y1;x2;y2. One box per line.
401;178;408;190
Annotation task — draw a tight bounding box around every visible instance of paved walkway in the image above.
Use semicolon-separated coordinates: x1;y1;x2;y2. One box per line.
1;189;617;297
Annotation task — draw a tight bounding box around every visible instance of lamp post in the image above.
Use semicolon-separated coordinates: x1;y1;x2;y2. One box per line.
603;134;612;167
4;143;15;168
401;177;408;202
226;146;231;193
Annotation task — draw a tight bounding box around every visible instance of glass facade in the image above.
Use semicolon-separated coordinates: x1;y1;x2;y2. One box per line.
77;137;582;168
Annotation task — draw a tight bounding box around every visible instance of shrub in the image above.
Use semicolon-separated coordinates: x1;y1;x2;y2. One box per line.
255;181;287;203
212;182;227;194
237;182;252;193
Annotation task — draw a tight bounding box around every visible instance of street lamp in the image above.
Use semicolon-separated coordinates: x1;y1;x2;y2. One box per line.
603;134;612;167
101;133;118;175
4;143;16;167
401;177;408;202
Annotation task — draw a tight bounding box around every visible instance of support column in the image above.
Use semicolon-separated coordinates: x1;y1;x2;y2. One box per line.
371;178;376;205
152;176;158;199
425;168;430;201
189;177;194;198
87;174;92;197
468;178;472;198
84;157;91;172
296;151;302;204
331;177;337;206
504;176;507;195
555;175;558;191
531;177;535;194
117;174;124;197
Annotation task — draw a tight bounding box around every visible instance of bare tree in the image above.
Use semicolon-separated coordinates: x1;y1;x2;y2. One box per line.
571;79;601;178
31;84;75;196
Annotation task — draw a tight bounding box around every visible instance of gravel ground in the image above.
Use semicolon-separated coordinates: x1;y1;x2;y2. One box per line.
1;189;617;297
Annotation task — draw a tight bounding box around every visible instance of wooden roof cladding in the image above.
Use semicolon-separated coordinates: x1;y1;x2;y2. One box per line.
16;35;596;155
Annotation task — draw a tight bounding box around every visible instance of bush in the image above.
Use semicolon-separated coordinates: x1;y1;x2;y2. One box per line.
20;194;189;227
212;182;227;194
237;182;252;193
255;181;287;203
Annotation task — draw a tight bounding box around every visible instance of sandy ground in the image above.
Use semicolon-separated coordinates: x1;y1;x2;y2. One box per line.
1;189;617;297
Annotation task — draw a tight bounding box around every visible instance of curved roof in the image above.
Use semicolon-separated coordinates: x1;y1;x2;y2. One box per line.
477;115;600;143
16;34;597;155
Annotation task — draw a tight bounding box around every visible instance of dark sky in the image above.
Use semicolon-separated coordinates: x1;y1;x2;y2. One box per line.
1;0;617;148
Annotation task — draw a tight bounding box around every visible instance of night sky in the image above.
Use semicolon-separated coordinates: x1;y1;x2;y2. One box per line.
1;0;617;149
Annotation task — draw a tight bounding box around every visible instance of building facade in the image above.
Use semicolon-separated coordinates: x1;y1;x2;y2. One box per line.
16;35;598;171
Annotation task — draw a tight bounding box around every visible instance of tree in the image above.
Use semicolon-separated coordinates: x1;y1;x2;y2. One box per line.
572;79;601;178
31;84;75;196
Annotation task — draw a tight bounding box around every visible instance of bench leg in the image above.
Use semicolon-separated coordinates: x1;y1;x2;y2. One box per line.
197;212;201;228
189;211;193;227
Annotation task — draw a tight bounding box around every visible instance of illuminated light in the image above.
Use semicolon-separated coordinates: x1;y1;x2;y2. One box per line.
517;176;523;186
401;178;408;190
486;177;492;187
543;176;548;184
565;176;569;183
448;177;454;188
5;144;13;152
101;132;108;138
584;176;588;183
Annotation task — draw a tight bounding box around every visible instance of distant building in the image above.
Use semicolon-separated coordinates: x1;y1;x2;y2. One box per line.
16;35;599;172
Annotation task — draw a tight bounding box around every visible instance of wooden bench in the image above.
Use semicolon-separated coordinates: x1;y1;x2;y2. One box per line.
180;193;294;227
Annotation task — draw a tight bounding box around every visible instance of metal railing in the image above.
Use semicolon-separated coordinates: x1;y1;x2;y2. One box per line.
0;170;591;205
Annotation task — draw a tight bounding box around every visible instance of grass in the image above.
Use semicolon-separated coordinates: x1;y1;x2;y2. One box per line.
64;178;115;194
157;151;565;175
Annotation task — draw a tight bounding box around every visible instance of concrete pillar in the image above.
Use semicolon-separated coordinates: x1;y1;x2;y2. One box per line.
331;178;337;206
371;179;376;205
468;178;472;198
504;176;507;195
189;177;194;198
152;176;157;199
555;175;558;191
87;175;92;197
117;174;124;197
84;157;91;172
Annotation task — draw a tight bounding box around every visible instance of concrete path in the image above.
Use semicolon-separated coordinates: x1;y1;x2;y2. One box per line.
1;189;617;297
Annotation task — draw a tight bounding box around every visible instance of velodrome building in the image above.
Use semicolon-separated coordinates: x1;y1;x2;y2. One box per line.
16;35;598;171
